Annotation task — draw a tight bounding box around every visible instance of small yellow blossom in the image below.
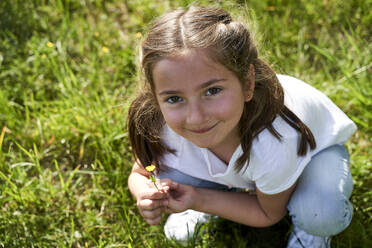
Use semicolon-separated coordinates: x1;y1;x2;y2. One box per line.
41;54;46;59
101;46;109;54
46;41;54;48
135;32;142;38
145;165;156;172
94;32;99;37
145;165;159;191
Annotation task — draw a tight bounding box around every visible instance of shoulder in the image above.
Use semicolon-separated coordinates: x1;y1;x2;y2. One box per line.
277;74;357;144
247;116;311;194
276;74;344;110
276;74;311;87
276;74;324;99
251;116;300;168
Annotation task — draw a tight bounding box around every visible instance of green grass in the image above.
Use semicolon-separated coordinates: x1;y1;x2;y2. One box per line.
0;0;371;247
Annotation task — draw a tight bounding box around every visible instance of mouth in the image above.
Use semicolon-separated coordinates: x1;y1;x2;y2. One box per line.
188;122;219;134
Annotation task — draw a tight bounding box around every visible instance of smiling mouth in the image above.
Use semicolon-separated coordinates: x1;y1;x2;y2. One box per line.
188;122;219;134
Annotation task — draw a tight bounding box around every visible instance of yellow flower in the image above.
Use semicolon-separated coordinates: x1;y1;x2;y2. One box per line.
145;165;159;191
101;46;109;54
135;32;142;38
145;165;156;172
47;41;54;48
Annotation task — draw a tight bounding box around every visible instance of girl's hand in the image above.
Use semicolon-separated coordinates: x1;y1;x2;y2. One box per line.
165;181;198;214
136;179;170;225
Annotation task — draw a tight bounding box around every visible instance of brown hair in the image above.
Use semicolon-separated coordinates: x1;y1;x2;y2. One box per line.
128;6;316;172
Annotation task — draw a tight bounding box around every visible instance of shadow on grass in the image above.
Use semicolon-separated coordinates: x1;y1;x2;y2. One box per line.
179;216;291;248
183;213;372;248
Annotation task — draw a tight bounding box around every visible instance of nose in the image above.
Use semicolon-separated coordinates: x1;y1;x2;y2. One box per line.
186;100;207;125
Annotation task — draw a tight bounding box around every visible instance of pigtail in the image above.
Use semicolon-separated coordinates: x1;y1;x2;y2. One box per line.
235;58;284;171
235;58;316;172
127;90;173;170
279;107;316;155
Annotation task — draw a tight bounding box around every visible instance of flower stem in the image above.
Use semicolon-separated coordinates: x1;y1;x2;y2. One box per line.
150;175;159;191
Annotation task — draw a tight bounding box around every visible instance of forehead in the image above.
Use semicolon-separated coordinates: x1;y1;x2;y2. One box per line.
152;49;233;87
154;49;217;71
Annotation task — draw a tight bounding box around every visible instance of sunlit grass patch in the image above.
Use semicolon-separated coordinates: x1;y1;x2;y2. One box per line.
0;0;371;247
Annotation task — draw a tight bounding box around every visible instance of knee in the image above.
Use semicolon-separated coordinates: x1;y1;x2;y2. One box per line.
289;194;353;236
288;145;354;236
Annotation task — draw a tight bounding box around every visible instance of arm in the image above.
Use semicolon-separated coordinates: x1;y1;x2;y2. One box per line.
128;162;170;225
166;181;297;227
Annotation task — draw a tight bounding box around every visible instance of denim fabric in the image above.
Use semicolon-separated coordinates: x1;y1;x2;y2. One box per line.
157;167;230;190
287;145;353;237
158;145;353;238
287;225;331;248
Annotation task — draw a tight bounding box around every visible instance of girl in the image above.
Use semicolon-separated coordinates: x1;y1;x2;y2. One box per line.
127;6;357;248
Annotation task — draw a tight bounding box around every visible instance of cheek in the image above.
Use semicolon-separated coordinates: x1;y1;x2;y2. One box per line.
213;95;245;120
159;106;185;127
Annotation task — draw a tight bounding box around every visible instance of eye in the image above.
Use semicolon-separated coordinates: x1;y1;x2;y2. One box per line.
165;96;183;104
205;87;222;96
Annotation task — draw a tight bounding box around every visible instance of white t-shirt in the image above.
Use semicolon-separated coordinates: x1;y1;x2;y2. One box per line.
159;75;357;194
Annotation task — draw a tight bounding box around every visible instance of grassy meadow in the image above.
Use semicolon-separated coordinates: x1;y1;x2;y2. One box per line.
0;0;371;247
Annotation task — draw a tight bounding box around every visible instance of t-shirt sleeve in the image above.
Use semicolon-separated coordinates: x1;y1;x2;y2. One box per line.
249;117;312;195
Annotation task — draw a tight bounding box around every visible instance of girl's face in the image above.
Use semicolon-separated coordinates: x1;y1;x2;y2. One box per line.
152;50;253;158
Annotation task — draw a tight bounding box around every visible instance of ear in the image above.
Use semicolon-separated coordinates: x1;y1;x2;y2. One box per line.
244;64;255;102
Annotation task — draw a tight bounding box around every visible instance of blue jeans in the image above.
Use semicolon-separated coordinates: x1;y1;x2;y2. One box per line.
158;145;353;237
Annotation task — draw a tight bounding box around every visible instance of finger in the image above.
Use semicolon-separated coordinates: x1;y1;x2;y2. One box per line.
141;206;164;219
164;206;174;214
145;180;170;194
160;184;170;192
138;198;167;210
166;191;189;213
158;178;178;188
140;189;168;200
155;179;173;193
166;181;179;190
146;178;156;187
146;215;162;226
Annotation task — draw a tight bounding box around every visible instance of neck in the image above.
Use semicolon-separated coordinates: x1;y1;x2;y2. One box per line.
209;142;240;165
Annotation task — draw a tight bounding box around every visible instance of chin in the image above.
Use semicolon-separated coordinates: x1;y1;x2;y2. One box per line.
189;139;216;149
